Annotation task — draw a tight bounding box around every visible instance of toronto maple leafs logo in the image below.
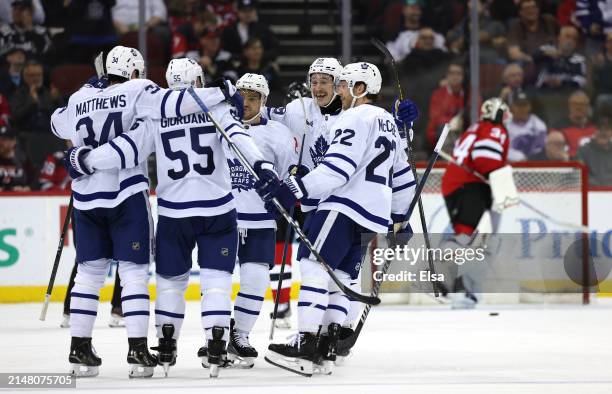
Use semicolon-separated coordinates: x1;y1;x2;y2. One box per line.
309;135;329;167
227;158;254;192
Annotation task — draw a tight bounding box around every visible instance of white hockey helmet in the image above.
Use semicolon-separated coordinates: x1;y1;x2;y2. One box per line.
337;62;382;108
105;46;146;79
236;73;270;123
307;57;343;84
480;97;511;124
166;58;204;90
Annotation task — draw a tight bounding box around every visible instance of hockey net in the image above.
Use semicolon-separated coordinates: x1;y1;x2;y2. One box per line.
365;161;591;305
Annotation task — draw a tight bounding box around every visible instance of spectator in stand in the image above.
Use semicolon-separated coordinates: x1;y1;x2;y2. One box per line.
0;48;25;99
592;32;612;105
197;29;237;83
0;0;44;25
206;0;238;31
576;111;612;186
386;0;445;63
535;25;587;91
171;8;218;59
506;91;547;161
447;0;506;63
402;28;450;74
221;0;278;63
63;0;117;63
39;146;70;191
112;0;170;48
528;130;570;160
236;37;279;92
426;62;464;150
507;0;558;63
0;0;52;62
499;63;525;102
0;124;35;191
0;93;11;127
556;0;578;28
552;90;597;157
9;60;63;135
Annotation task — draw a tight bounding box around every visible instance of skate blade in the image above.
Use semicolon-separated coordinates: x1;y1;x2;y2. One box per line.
334;351;351;366
128;364;154;378
162;363;170;378
313;360;333;375
209;364;219;378
200;357;229;369
69;364;99;378
264;350;313;377
227;352;255;369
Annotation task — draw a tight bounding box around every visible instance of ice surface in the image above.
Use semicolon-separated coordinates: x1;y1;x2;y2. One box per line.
1;300;611;394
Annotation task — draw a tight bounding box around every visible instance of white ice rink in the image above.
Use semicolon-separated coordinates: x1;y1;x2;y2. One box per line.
1;300;611;394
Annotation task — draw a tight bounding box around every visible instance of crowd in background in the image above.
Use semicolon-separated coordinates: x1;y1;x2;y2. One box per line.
0;0;610;192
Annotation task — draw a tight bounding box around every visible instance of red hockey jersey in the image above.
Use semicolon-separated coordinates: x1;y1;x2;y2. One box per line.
441;120;509;197
39;151;70;191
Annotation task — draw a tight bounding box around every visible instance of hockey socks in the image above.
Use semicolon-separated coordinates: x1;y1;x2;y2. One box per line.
118;262;150;338
154;272;189;339
234;263;268;334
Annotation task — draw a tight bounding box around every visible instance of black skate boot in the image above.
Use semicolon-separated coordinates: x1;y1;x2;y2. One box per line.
206;326;227;378
334;326;355;366
150;324;176;377
127;338;157;378
227;319;257;368
270;302;291;329
314;323;341;374
69;337;102;377
265;332;318;377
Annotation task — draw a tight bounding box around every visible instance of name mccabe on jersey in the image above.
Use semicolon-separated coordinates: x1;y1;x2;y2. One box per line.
75;94;127;116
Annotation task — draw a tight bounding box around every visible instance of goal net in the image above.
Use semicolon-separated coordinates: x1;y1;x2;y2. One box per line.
362;162;591;305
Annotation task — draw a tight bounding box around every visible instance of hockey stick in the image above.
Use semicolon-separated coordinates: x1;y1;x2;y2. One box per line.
438;151;591;233
340;124;450;351
94;51;105;78
371;37;440;297
40;194;74;321
269;91;308;339
187;88;380;305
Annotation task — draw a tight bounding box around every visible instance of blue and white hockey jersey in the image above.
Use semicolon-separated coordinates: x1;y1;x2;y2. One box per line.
300;104;416;233
50;78;226;210
82;102;266;219
228;118;296;229
264;97;342;212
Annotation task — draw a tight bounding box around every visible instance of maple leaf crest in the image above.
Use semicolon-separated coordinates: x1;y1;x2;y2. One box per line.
309;135;329;167
227;158;254;192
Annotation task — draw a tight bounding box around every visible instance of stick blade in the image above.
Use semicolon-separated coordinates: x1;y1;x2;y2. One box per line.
94;52;105;78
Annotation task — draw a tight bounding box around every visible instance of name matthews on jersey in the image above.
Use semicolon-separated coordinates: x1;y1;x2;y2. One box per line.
75;95;128;116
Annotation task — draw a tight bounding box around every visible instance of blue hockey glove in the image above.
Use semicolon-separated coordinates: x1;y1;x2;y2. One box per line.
387;216;413;248
254;161;280;200
64;146;94;179
262;176;306;215
288;164;310;177
392;98;419;138
221;79;244;120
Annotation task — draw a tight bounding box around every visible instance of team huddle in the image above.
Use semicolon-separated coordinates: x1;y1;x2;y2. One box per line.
51;45;422;378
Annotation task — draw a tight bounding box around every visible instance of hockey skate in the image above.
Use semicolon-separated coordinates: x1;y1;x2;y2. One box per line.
150;324;176;377
270;302;292;329
109;307;125;328
265;332;318;377
313;323;341;375
334;326;355;366
200;326;227;378
127;338;157;378
451;292;478;309
60;313;70;328
69;337;101;377
227;320;257;368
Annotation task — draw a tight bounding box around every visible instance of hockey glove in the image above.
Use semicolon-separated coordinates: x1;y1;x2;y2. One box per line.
220;79;244;120
392;98;419;141
387;215;413;248
254;161;280;199
64;146;94;179
262;176;306;215
288;164;310;177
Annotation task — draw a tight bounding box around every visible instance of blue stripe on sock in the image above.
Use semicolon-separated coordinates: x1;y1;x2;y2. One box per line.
300;285;327;294
69;309;97;316
121;294;150;302
236;292;264;301
155;309;185;319
123;310;150;317
234;305;261;316
70;292;99;300
297;302;327;311
201;310;231;317
327;304;348;315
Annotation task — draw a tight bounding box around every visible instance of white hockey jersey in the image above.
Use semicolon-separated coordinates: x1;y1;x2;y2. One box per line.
264;97;342;212
300;104;416;233
84;102;266;219
50;78;226;210
228;117;296;229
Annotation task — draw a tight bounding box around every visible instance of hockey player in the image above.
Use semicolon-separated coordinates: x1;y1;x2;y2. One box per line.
71;58;276;378
52;46;245;378
440;97;511;308
226;73;296;367
258;62;416;376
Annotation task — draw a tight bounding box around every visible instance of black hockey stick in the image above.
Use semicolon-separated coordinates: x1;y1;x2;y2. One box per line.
187;88;380;306
269;91;309;339
40;194;74;321
371;37;441;297
339;124;450;351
